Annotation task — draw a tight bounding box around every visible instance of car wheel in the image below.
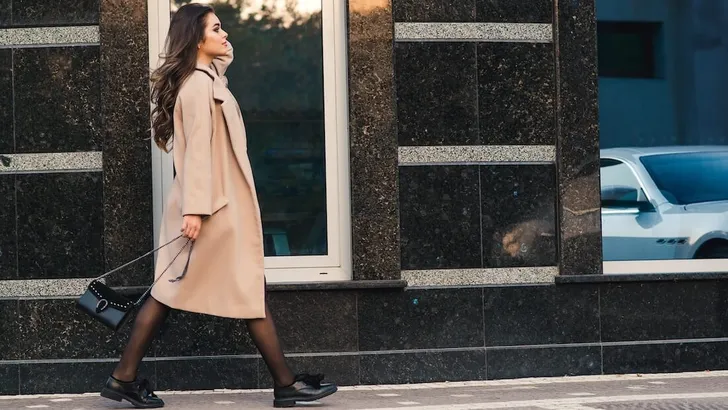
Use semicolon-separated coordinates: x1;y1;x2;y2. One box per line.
695;242;728;259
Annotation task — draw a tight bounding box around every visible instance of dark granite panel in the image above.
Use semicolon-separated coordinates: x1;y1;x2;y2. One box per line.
476;0;552;23
600;282;728;342
481;165;556;268
100;0;153;287
0;49;12;153
16;173;104;279
19;361;154;394
487;346;601;379
17;299;141;360
155;310;256;357
478;43;554;145
394;0;474;22
258;354;360;388
400;166;481;270
0;364;18;395
0;176;16;279
484;285;599;346
156;358;257;390
13;0;99;26
359;288;484;350
360;350;486;384
396;42;478;146
0;0;9;27
556;0;602;275
603;342;728;374
0;300;19;360
15;47;101;153
348;2;400;281
267;291;357;353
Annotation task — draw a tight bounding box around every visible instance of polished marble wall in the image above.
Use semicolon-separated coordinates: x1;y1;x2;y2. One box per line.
392;2;559;284
0;0;153;289
4;278;728;394
384;0;602;282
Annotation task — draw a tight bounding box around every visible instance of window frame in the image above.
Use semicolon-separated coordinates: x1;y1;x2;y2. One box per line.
147;0;352;283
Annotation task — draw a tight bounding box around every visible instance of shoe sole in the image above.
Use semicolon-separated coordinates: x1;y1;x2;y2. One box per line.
273;386;338;408
101;388;165;409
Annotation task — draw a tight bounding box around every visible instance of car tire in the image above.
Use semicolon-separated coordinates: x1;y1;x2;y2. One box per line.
695;242;728;259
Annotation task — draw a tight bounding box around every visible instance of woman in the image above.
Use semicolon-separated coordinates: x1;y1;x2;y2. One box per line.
99;3;338;408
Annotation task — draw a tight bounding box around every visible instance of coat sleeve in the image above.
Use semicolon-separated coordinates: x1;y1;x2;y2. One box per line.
178;78;213;216
211;44;234;83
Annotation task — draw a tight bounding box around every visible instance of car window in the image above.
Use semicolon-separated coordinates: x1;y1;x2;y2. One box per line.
640;151;728;205
600;158;643;206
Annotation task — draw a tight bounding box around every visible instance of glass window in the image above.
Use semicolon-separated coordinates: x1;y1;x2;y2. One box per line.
597;0;728;271
153;0;351;281
171;0;327;257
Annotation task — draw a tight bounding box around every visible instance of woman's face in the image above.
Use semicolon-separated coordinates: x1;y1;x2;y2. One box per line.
198;13;229;60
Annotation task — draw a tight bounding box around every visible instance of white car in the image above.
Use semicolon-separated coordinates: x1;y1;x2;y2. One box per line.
601;146;728;261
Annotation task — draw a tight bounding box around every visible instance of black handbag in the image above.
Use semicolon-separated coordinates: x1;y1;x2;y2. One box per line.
76;235;194;332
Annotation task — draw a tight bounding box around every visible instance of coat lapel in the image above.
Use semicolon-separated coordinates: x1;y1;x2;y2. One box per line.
194;63;260;219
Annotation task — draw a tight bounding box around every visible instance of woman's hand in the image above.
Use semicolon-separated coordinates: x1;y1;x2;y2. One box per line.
181;215;203;240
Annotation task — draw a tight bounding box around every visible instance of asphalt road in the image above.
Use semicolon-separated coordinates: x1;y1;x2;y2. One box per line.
2;371;728;409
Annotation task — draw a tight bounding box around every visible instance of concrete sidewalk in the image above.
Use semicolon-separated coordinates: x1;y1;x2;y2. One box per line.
2;371;728;409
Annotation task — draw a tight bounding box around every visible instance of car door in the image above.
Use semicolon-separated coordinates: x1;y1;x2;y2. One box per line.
600;158;674;261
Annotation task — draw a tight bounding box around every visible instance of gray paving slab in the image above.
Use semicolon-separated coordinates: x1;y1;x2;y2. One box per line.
2;372;728;410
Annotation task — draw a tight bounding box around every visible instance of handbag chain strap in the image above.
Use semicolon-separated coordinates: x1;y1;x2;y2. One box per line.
93;234;195;306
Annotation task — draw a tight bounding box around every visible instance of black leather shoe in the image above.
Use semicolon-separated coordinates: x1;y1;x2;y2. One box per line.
273;373;338;408
100;376;164;408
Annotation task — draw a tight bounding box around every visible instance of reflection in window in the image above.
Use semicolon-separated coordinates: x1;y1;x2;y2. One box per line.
597;21;662;78
171;0;327;257
597;0;728;264
640;150;728;205
600;159;643;204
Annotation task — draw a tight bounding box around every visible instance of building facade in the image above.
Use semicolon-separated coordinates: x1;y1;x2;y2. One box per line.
2;0;728;395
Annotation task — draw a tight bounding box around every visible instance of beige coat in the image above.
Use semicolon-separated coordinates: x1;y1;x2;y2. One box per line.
151;49;266;319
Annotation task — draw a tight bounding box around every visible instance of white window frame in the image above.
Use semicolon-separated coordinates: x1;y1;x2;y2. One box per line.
148;0;352;283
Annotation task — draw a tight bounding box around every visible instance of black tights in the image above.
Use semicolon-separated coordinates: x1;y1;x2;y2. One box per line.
112;296;295;387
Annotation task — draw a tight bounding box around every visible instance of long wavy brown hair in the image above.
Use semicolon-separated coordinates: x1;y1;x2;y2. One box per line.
151;3;214;152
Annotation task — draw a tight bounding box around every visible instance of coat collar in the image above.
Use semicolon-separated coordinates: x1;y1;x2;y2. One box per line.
195;63;230;103
195;63;219;80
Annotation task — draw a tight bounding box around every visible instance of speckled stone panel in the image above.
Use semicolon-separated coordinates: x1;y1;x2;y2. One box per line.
395;42;478;146
0;278;93;297
0;175;15;279
0;27;99;46
14;46;101;153
556;0;602;275
348;0;400;280
0;152;102;173
13;0;99;27
398;146;555;164
476;0;552;23
100;0;154;286
0;49;11;153
0;0;9;28
394;0;474;22
394;22;552;42
481;164;557;268
402;266;558;286
15;173;104;279
478;42;555;145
